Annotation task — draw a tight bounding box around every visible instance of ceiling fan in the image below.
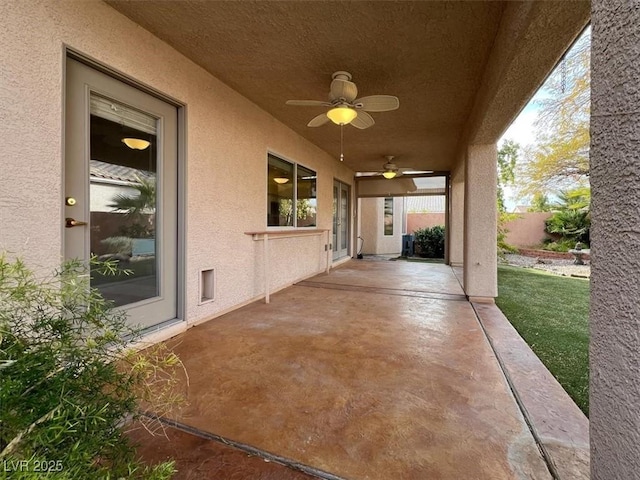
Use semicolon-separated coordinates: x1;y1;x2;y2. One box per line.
359;156;432;179
286;71;399;129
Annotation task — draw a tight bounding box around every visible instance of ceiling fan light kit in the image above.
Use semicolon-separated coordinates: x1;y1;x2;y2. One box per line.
382;170;397;179
326;106;357;125
273;177;289;184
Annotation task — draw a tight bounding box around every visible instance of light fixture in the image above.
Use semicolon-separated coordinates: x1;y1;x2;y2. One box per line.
382;170;397;179
326;106;357;125
122;138;151;150
273;177;289;184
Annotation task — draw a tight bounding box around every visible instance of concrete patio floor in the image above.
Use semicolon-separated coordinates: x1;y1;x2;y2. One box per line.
133;259;588;479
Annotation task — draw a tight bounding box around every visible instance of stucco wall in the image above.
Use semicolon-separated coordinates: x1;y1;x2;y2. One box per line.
590;2;640;478
503;212;552;248
449;157;465;266
463;144;497;298
407;213;446;234
359;198;378;254
359;197;403;255
0;0;353;326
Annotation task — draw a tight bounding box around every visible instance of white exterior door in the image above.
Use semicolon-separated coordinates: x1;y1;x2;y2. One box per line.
65;58;178;329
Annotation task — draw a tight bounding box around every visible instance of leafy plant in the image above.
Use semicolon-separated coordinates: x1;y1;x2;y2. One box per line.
496;141;519;254
414;225;445;258
0;255;185;479
101;236;134;256
541;238;579;252
555;186;591;212
528;192;554;212
544;187;591;245
545;209;590;244
497;140;519;213
498;212;520;255
109;174;156;238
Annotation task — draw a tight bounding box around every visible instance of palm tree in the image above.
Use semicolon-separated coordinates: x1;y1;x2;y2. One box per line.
109;174;156;237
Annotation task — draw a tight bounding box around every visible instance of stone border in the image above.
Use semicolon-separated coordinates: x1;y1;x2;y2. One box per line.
518;248;591;261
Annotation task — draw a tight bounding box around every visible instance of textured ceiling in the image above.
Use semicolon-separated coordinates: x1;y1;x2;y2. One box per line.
105;1;583;173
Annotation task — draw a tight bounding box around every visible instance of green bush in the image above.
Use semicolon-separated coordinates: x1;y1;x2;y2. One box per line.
101;236;133;256
542;238;579;252
498;212;519;255
0;255;184;479
545;209;590;244
414;225;445;258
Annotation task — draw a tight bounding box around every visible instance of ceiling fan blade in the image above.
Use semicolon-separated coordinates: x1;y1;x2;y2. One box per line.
286;100;331;107
354;95;400;112
330;79;358;102
307;113;330;127
350;111;375;129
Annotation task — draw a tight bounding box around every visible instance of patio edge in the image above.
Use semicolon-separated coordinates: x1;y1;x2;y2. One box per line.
471;302;590;480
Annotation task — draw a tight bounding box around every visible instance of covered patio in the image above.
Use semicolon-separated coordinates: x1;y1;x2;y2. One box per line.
131;259;587;479
2;0;638;477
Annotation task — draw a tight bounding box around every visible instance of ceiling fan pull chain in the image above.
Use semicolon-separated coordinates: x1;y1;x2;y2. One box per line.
340;124;344;162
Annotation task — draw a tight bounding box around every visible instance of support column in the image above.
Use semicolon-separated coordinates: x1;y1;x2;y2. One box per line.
591;2;640;479
463;144;497;301
449;158;465;267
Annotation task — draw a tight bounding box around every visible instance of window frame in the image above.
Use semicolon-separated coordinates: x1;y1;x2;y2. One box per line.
266;152;317;229
383;197;394;236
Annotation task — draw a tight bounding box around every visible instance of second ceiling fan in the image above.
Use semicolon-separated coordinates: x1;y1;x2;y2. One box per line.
286;71;399;129
360;156;432;179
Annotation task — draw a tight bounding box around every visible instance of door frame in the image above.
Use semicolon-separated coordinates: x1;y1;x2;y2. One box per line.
64;49;187;331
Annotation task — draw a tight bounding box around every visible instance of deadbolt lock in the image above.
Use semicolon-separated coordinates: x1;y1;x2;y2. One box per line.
65;197;77;206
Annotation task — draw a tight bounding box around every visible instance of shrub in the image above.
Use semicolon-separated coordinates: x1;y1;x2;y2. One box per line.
101;236;133;256
542;238;579;252
545;209;590;244
0;255;185;479
498;212;519;255
414;225;445;258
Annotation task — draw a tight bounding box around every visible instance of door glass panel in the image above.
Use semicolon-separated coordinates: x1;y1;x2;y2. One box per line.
340;187;348;249
333;186;338;252
384;197;394;236
89;94;159;307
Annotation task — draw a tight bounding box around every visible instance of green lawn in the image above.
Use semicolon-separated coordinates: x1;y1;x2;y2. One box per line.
496;265;589;415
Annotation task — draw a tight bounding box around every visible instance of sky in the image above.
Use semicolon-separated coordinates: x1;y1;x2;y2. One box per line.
498;26;591;212
498;100;541;211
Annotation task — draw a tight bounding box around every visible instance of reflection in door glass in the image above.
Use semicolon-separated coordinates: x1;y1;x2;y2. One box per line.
333;186;338;252
89;94;159;307
340;187;348;249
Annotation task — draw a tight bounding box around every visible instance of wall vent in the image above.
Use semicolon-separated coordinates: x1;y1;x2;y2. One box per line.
199;268;215;304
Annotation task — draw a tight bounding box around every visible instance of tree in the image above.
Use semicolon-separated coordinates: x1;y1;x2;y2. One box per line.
520;28;590;195
278;199;315;226
497;139;519;213
497;140;520;253
528;192;553;212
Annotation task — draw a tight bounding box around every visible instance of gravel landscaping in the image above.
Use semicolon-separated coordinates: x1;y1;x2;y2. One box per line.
502;253;590;278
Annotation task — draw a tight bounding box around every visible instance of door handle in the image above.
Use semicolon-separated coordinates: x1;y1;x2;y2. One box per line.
65;217;87;228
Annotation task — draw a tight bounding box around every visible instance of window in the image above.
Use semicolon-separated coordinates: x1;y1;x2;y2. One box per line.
384;197;394;235
267;154;316;227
